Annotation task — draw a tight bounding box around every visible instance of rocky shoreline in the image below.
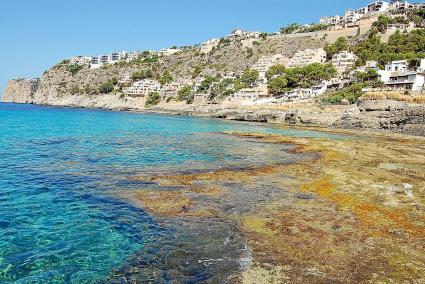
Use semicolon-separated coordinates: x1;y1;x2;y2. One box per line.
2;78;425;137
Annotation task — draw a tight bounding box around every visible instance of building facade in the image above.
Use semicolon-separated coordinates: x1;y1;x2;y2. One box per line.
123;79;161;97
331;51;358;73
288;49;327;68
251;54;290;82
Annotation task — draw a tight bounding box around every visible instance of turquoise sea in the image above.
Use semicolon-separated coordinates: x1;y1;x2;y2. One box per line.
0;103;342;283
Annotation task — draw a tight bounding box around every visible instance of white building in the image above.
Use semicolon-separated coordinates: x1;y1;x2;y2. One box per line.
158;48;182;56
160;80;192;98
389;1;415;11
229;85;269;103
385;60;408;72
320;15;342;25
227;29;261;39
367;1;390;12
331;51;358;73
70;56;92;66
251;54;290;82
200;38;220;53
385;72;425;91
285;84;328;101
344;10;364;23
288;49;327;68
123;79;161;97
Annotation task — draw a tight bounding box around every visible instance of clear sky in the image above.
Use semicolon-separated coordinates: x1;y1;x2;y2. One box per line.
0;0;372;94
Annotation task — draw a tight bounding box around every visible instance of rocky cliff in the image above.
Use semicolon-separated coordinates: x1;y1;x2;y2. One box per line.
2;79;40;103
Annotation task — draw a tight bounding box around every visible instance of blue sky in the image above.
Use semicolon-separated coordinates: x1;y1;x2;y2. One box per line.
0;0;372;93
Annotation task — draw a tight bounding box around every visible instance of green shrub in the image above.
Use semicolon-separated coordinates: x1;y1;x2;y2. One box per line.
98;80;114;94
321;83;366;104
145;92;161;107
178;85;194;103
66;64;83;75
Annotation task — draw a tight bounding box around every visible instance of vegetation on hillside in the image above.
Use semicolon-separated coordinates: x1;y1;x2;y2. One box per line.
209;78;236;100
159;72;173;86
131;69;154;81
324;37;349;60
145;92;161;107
98;77;118;94
177;85;194;103
66;64;83;76
353;29;425;66
266;63;336;96
321;83;366;104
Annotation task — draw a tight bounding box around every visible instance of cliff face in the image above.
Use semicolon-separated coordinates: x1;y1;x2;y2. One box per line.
2;79;39;103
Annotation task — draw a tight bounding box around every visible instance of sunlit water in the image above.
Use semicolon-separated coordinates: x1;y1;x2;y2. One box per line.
0;103;343;283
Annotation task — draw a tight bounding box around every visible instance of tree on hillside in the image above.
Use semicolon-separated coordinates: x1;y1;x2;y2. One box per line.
280;23;301;34
267;76;289;96
197;76;220;93
266;64;287;80
178;85;194;103
266;63;336;96
131;69;154;81
240;69;259;88
159;72;173;86
372;15;393;33
324;37;349;60
145;92;161;108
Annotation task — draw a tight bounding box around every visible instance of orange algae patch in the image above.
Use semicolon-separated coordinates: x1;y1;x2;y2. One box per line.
300;177;425;239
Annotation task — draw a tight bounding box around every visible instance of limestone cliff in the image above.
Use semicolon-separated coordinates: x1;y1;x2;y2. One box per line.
2;79;39;103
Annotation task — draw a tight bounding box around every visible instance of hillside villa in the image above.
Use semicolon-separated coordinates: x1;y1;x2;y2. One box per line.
288;49;327;68
123;79;161;97
251;54;290;83
331;51;358;74
378;59;425;91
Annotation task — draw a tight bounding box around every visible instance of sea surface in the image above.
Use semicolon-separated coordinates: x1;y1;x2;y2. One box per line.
0;103;342;283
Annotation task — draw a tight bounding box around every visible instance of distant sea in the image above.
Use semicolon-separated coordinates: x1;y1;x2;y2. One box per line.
0;103;342;283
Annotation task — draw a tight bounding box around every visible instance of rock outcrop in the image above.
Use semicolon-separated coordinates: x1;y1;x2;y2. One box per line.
2;79;39;103
333;101;425;136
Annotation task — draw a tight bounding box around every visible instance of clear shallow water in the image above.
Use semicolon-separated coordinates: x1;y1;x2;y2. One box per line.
0;103;343;283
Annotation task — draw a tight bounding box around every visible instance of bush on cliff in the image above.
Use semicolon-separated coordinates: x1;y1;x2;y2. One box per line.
66;64;83;76
145;92;161;108
321;83;366;104
131;69;154;81
178;85;194;103
324;37;348;60
98;80;115;94
159;72;173;86
352;30;425;66
267;63;336;96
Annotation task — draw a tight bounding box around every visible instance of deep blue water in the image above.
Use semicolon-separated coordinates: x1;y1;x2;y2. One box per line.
0;103;343;283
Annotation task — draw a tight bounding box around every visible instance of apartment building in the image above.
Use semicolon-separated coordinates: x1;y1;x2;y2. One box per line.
367;1;390;12
123;79;161;97
377;59;425;91
321;1;390;26
160;80;192;98
158;48;182;56
227;29;261;40
251;54;290;82
385;72;425;91
288;49;327;68
331;51;358;73
320;15;342;25
69;56;92;66
229;84;269;103
389;1;415;11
